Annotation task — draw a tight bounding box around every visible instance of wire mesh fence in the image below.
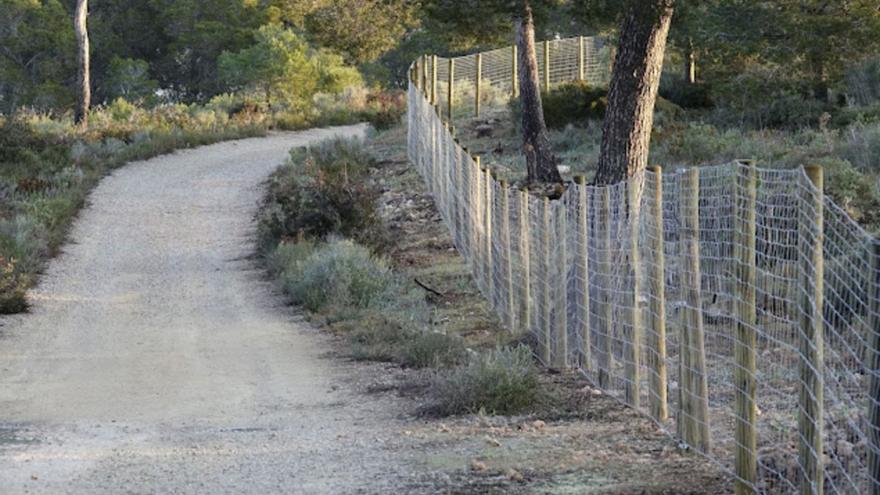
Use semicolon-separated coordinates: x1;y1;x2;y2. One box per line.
407;36;880;495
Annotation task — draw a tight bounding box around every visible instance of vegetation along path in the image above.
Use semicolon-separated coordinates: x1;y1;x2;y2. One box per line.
0;125;445;494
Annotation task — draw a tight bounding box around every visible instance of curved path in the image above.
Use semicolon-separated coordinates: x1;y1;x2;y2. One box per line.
0;125;425;493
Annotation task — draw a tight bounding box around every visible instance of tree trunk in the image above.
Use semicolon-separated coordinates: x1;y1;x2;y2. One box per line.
517;4;561;184
684;37;696;84
74;0;90;127
594;0;674;186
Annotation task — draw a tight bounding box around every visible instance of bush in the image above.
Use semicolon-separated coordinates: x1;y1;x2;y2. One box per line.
427;346;540;416
510;81;606;130
256;137;384;251
360;91;406;131
398;331;466;369
659;75;713;109
285;238;394;312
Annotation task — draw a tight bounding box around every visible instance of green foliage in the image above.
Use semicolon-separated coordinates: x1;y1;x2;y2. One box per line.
659;75;712;109
427;346;541;416
104;57;159;103
283;238;395;312
219;25;319;108
304;0;417;64
537;81;608;129
256;137;384;251
398;331;467;369
0;0;75;113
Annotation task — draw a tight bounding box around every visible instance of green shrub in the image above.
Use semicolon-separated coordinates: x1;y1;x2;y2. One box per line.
360;91;406;131
510;81;606;130
256;137;384;251
427;346;540;416
397;331;466;369
286;238;394;312
659;75;713;109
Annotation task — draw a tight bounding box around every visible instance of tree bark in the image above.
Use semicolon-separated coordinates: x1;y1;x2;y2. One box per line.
594;0;674;186
516;3;561;184
74;0;90;127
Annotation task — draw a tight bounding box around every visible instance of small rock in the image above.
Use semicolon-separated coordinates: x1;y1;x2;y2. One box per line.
532;420;546;430
438;423;451;433
470;459;489;472
484;436;501;447
837;439;854;458
506;468;524;482
590;388;602;396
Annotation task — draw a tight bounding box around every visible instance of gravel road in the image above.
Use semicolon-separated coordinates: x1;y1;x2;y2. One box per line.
0;125;434;494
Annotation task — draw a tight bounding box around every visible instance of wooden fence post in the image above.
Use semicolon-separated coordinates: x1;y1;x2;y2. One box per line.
519;188;531;336
421;55;428;97
501;181;515;331
447;58;455;123
475;53;482;117
543;196;552;364
626;176;643;408
648;166;668;422
578;36;585;81
543;40;551;90
868;238;880;495
679;167;711;453
512;45;519;97
800;164;824;495
431;55;438;105
575;176;591;370
554;198;569;369
598;187;613;388
485;167;494;306
734;160;758;495
474;155;483;284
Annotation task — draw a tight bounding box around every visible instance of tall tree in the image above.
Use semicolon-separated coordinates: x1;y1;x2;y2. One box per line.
517;3;561;183
74;0;90;125
593;0;674;185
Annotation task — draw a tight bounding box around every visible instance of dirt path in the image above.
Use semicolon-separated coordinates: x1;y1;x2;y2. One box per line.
0;125;430;494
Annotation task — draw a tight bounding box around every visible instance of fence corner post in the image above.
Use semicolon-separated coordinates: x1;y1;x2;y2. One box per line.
800;164;825;495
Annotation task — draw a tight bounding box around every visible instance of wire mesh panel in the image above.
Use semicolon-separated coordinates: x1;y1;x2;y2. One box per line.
407;38;880;495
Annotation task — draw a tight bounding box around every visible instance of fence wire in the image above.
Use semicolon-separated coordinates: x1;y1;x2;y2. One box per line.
407;36;880;495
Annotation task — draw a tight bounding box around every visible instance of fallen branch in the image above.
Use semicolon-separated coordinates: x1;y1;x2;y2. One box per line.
414;278;444;297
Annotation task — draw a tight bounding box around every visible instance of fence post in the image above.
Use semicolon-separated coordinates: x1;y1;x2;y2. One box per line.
431;55;438;105
575;176;591;370
519;188;531;336
475;53;482;117
626;175;643;408
648;166;667;422
734;160;758;495
485;167;494;306
512;45;519;97
543;40;551;90
447;58;455;123
554;197;569;369
598;187;613;388
679;167;711;453
501;181;515;331
543;196;552;364
868;238;880;495
800;164;824;495
422;55;429;97
578;36;585;81
474;155;483;285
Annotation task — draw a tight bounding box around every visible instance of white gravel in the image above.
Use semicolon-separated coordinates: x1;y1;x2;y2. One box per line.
0;126;438;494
